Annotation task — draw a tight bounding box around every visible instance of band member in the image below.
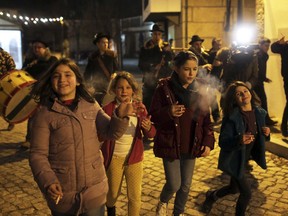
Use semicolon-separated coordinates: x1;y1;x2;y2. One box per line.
138;24;174;109
84;33;119;106
0;47;16;131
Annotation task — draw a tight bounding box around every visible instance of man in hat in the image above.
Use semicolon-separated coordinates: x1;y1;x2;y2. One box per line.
84;32;119;105
188;35;212;72
23;39;58;80
21;39;58;148
138;24;174;109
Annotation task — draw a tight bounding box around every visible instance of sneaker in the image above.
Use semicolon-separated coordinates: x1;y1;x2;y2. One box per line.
201;190;217;213
156;201;168;216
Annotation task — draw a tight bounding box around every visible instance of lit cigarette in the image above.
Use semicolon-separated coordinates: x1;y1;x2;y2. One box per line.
56;195;61;205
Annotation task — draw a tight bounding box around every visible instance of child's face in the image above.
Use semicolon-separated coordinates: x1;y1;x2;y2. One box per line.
114;78;133;103
51;64;79;101
235;86;252;107
175;59;198;88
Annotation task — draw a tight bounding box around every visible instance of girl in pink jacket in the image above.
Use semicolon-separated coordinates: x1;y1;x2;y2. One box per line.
101;71;156;216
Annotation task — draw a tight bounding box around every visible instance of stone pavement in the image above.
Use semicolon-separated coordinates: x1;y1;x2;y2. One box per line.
1;117;288;216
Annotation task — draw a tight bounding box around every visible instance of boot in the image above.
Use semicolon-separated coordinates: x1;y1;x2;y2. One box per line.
201;190;218;213
107;206;116;216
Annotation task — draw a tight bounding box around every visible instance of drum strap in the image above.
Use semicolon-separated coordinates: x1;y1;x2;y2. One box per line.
97;57;111;80
6;95;33;121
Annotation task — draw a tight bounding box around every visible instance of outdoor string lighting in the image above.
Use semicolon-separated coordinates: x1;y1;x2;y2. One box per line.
0;11;64;25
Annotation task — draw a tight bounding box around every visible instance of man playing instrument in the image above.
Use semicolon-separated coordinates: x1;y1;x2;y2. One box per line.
138;24;174;110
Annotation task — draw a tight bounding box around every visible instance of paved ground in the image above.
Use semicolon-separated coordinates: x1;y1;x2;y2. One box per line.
1;117;288;216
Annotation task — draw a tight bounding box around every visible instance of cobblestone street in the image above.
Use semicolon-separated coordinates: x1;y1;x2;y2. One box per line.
0;117;288;216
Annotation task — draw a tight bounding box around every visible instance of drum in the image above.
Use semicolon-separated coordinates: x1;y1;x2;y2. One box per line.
0;70;38;123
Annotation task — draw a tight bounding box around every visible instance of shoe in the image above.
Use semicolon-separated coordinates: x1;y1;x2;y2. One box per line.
156;201;168;216
7;123;15;131
21;141;30;149
107;206;116;216
201;190;217;213
266;118;278;126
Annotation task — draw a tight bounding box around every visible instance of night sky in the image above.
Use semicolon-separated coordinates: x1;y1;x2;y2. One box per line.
0;0;142;18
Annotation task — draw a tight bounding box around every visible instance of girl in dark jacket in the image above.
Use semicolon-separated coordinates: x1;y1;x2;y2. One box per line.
202;81;270;216
150;51;215;216
29;58;132;216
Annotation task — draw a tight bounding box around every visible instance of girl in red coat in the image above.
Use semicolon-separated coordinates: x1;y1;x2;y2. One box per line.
101;71;156;216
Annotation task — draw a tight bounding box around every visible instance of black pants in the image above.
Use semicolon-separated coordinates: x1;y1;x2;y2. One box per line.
215;176;251;216
281;77;288;132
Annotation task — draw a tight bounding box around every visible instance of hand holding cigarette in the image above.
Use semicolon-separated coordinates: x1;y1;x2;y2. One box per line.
47;183;63;205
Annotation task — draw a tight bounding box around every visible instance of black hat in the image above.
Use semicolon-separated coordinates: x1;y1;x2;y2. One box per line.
32;39;49;48
93;33;110;45
150;24;164;33
189;35;204;45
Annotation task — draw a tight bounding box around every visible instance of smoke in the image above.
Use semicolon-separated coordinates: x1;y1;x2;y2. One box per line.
193;74;224;114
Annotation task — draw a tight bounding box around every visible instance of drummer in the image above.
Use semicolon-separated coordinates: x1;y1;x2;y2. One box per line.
0;47;16;131
21;39;58;148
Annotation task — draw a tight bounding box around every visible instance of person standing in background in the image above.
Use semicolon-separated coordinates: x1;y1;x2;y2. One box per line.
138;24;174;110
84;33;119;106
21;39;58;148
0;47;16;131
271;36;288;136
254;38;277;126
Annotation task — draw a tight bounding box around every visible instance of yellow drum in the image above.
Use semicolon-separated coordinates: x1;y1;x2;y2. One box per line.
0;70;38;123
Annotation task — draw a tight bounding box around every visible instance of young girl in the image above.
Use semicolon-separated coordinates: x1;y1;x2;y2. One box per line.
202;81;270;215
101;71;156;216
29;58;133;216
149;51;215;216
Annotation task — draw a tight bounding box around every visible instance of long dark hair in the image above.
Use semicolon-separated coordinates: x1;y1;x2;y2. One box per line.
222;81;261;117
173;50;198;68
31;58;95;105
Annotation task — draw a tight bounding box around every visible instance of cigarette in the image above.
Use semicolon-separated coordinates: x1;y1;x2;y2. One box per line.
56;195;61;205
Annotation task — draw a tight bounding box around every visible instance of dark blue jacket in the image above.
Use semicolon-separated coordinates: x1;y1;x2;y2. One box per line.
218;106;268;179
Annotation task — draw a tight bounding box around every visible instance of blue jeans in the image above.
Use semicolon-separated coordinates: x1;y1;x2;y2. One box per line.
160;157;196;215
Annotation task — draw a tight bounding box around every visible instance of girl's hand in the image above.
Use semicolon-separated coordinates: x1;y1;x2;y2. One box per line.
200;146;211;157
47;183;63;205
242;133;255;145
117;101;134;118
170;102;185;117
262;126;270;136
141;115;152;131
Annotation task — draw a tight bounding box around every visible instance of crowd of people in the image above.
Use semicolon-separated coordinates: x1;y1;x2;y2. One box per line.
2;22;288;216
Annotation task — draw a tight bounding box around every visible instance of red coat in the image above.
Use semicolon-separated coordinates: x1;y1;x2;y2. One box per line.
101;100;156;169
150;78;215;159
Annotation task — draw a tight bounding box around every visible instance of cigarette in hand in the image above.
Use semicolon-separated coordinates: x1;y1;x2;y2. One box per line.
56;195;61;205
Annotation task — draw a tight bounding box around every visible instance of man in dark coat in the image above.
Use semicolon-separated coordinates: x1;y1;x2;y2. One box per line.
84;33;119;105
21;39;58;148
254;38;277;126
271;36;288;136
138;24;174;110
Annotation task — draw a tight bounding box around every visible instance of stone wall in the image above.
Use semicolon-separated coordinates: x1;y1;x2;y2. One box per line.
174;0;257;49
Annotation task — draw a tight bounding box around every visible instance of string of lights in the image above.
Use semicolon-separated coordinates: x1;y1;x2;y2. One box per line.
0;10;64;25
